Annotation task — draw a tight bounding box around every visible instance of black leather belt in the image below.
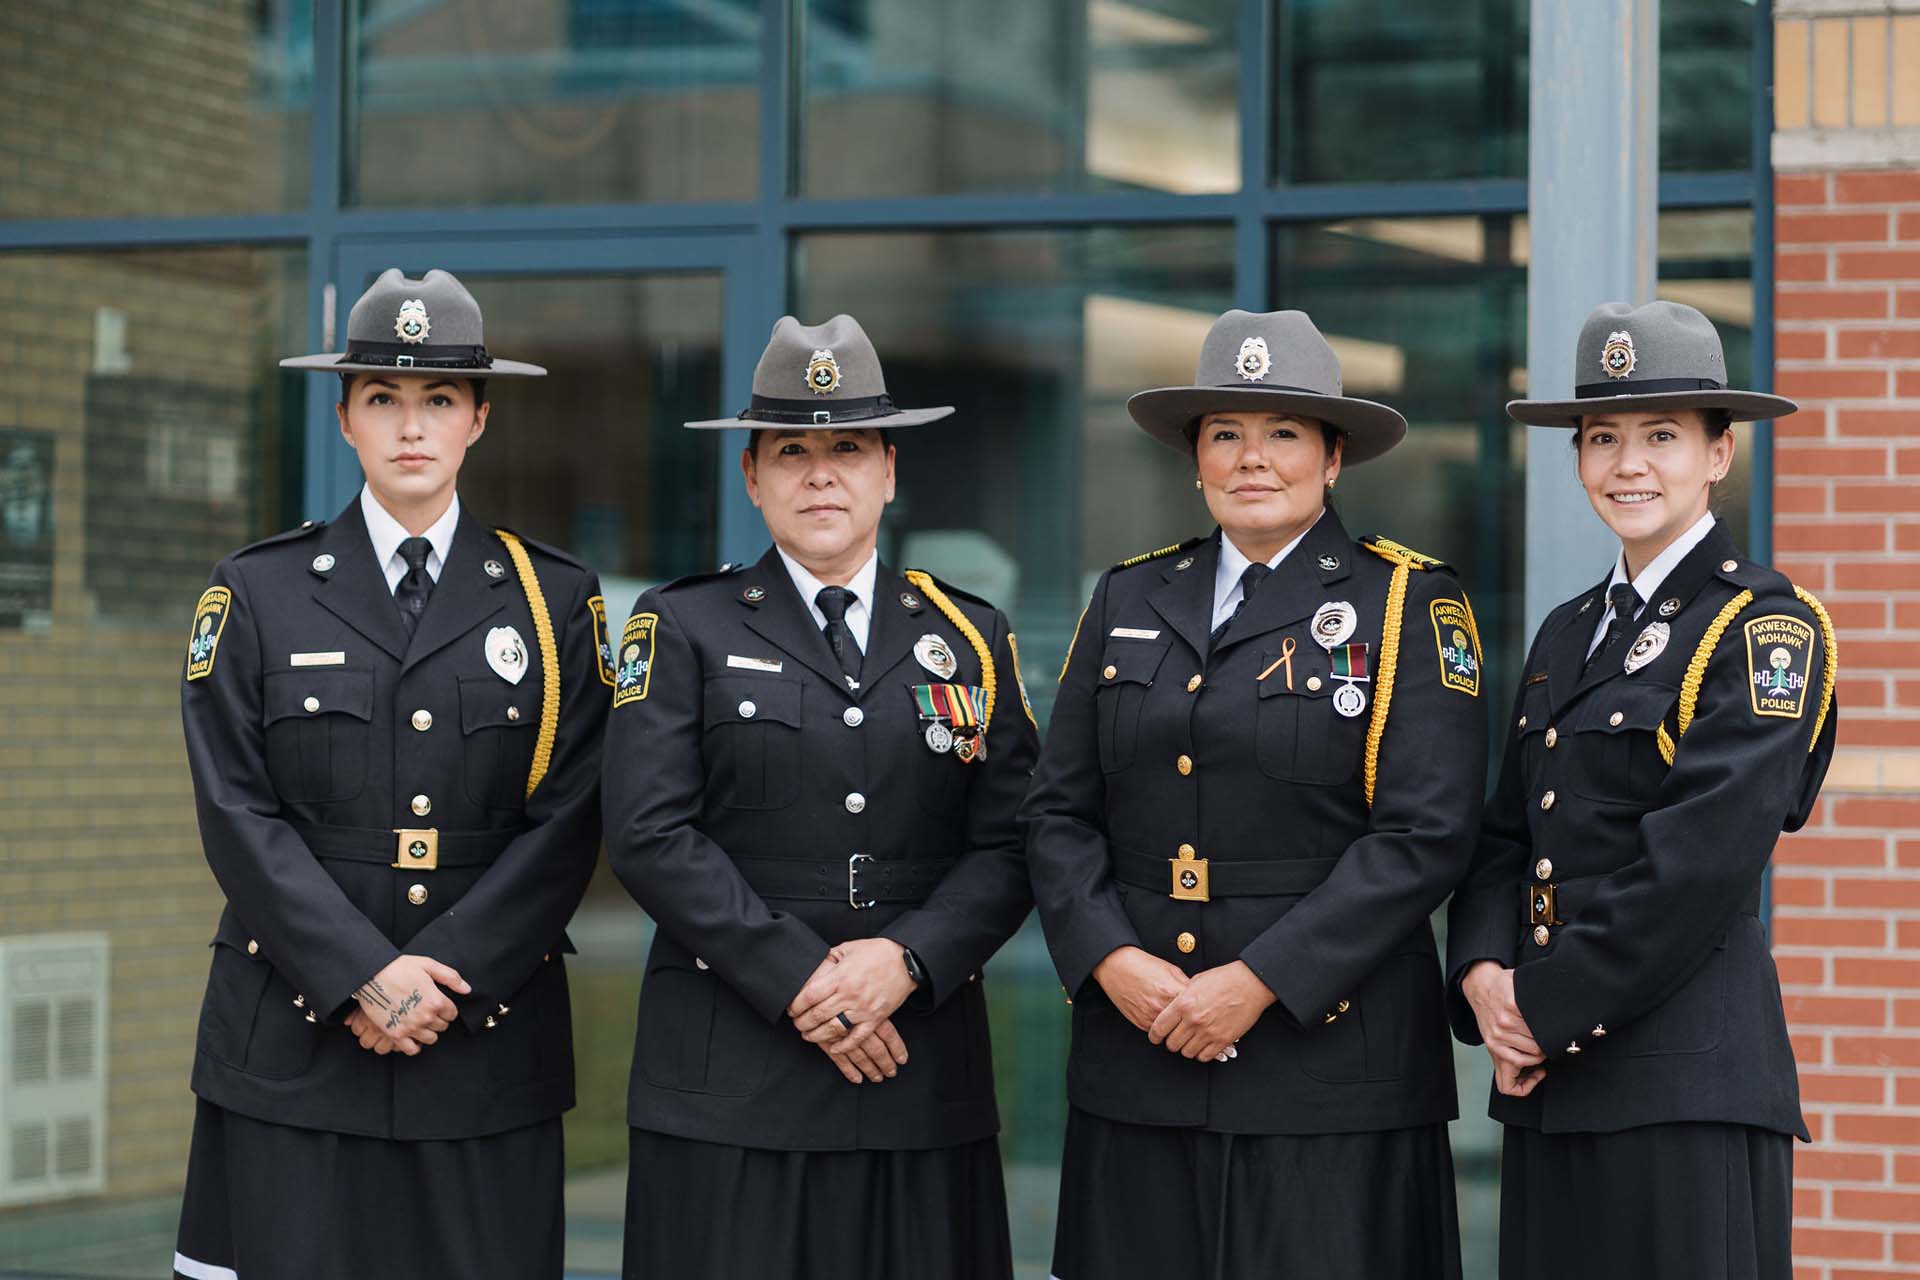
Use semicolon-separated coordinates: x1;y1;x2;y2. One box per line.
1110;848;1340;900
736;855;957;909
291;822;523;870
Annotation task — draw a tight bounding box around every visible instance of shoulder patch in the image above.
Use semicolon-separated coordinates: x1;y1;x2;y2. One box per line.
185;587;232;681
1006;632;1038;729
1429;597;1482;697
1361;534;1450;573
233;521;326;557
1745;612;1815;720
587;595;616;687
611;613;658;708
1115;537;1204;571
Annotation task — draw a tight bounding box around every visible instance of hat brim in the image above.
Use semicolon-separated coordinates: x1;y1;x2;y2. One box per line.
1507;389;1797;427
279;354;547;377
682;406;956;430
1125;386;1408;466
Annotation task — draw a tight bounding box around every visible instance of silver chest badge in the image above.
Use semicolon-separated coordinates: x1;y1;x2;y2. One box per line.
1310;601;1357;651
914;633;958;680
1623;622;1670;674
486;625;529;685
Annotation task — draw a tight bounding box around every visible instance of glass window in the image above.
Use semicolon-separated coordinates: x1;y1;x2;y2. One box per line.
799;1;1241;197
0;1;311;219
0;246;305;1271
347;0;760;208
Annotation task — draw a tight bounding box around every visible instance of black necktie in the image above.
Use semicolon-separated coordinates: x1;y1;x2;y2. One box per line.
395;536;434;635
1213;562;1271;644
816;586;862;685
1586;582;1642;673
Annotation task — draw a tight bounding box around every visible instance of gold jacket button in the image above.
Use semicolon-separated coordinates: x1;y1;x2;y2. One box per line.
1609;711;1625;727
292;994;305;1008
1306;676;1323;691
1176;754;1193;776
1176;931;1196;954
507;705;521;721
1540;790;1557;811
1535;858;1553;880
485;1015;497;1029
1177;842;1197;859
1103;664;1118;680
304;1011;317;1023
246;939;259;956
411;794;431;817
1533;924;1551;946
1544;727;1558;748
407;884;429;906
1336;999;1351;1014
411;709;433;731
1186;674;1202;693
303;696;320;713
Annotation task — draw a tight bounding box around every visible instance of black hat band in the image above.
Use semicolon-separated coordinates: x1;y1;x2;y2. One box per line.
343;340;494;369
1574;376;1726;398
738;393;898;425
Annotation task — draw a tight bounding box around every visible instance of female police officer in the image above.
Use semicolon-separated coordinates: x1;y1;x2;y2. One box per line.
602;315;1038;1279
173;269;610;1280
1025;309;1487;1279
1447;301;1837;1279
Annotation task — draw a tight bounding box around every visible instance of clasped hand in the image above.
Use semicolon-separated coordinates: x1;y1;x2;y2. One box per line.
343;953;470;1056
1093;946;1274;1064
787;939;917;1085
1462;960;1546;1097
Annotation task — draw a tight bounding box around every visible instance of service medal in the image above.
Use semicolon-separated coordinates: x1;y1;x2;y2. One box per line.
924;721;954;754
1333;682;1368;718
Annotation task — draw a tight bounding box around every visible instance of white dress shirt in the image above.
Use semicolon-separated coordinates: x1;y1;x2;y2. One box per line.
778;546;879;654
360;484;459;593
1587;510;1718;657
1211;510;1324;633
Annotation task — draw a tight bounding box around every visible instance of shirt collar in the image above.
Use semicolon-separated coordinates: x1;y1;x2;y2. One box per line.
360;484;460;578
1216;508;1324;594
1607;510;1717;606
777;545;879;617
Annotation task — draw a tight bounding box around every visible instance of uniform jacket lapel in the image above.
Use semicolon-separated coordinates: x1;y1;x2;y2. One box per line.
739;546;856;697
1216;509;1356;653
310;501;409;663
859;563;932;699
1146;532;1218;659
400;511;513;674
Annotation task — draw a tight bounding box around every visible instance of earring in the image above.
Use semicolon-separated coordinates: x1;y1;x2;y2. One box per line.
1326;478;1336;492
1195;477;1203;490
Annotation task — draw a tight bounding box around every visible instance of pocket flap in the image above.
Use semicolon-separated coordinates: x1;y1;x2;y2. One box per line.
1577;683;1676;735
460;675;535;732
208;908;256;952
703;675;803;729
1097;642;1168;688
263;668;373;726
1256;651;1337;700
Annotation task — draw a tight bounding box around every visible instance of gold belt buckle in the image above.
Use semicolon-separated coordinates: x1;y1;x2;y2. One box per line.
1170;851;1210;902
393;828;439;871
1528;883;1560;926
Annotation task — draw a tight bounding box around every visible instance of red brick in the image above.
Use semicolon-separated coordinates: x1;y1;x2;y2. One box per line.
1835;676;1886;710
1776;952;1826;985
1905;211;1920;240
1896;681;1920;709
1897;1154;1920;1182
1899;1076;1920;1106
1778;250;1831;284
1836;797;1920;829
1779;173;1831;206
1777;326;1831;358
1901;289;1920;319
1835;1189;1920;1223
1794;1224;1886;1258
1779;368;1893;399
1900;1229;1920;1263
1835;958;1920;989
1776;480;1830;514
1775;522;1888;554
1835;562;1920;591
1810;1112;1828;1141
1899;919;1920;947
1839;250;1920;281
1835;1111;1920;1145
1777;917;1889;949
1836;172;1920;204
1780;211;1891;244
1779;445;1892;478
1788;993;1889;1025
1776;410;1832;439
1898;448;1920;477
1778;558;1831;591
1775;874;1829;907
1901;370;1920;398
1778;289;1891;321
1837;482;1920;511
1834;878;1920;909
1825;601;1886;631
1801;1072;1887;1105
1842;719;1920;749
1838;641;1920;670
1779;835;1889;868
1797;1185;1826;1220
1896;999;1920;1027
1836;330;1920;360
1796;1033;1830;1066
1896;602;1920;631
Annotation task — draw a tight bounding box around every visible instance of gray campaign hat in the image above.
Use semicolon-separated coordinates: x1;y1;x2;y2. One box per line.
1126;309;1408;465
281;268;545;378
1507;300;1795;427
685;314;953;430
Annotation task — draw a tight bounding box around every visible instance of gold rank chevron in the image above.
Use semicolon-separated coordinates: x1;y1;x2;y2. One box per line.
1118;541;1187;568
496;530;560;799
905;570;997;734
1656;586;1838;767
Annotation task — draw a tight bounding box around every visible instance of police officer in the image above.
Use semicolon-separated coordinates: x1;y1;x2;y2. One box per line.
1447;301;1838;1280
173;269;610;1280
603;315;1039;1279
1025;309;1487;1279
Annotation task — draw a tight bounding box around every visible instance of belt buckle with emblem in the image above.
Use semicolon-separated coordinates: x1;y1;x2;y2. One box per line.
1527;882;1560;926
393;827;439;871
1170;848;1210;902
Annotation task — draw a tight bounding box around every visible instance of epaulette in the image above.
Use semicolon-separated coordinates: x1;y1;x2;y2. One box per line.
905;569;994;612
659;561;748;592
1114;536;1205;571
492;526;586;572
1361;534;1451;573
233;519;326;557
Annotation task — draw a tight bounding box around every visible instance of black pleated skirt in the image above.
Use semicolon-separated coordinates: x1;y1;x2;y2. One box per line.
623;1126;1012;1279
1052;1108;1462;1280
173;1098;564;1280
1499;1122;1792;1280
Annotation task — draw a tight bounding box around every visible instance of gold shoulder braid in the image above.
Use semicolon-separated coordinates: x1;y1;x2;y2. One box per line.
1656;586;1837;767
1117;541;1186;569
496;531;560;799
1359;540;1437;807
905;570;997;734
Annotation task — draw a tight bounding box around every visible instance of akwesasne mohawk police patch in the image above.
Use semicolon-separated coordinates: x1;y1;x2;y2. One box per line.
1746;613;1815;719
185;587;231;681
612;612;657;708
588;595;616;688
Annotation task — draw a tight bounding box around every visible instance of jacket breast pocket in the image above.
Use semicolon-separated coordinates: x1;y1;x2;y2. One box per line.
703;675;803;810
459;676;538;811
1095;641;1168;774
1566;683;1677;805
1253;655;1359;786
262;669;373;804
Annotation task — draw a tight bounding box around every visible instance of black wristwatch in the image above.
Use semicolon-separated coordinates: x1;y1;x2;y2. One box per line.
902;947;928;988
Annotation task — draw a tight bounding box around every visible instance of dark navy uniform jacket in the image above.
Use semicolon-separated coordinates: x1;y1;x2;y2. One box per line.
602;546;1039;1151
180;498;609;1140
1448;520;1835;1139
1025;510;1488;1135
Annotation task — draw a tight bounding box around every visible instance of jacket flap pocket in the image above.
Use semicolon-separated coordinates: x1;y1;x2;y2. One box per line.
459;675;536;732
1578;683;1676;734
703;675;803;729
1097;641;1169;688
263;668;373;726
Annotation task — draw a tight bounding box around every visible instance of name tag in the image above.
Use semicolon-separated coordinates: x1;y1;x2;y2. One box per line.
727;654;784;673
290;651;346;667
1109;627;1162;640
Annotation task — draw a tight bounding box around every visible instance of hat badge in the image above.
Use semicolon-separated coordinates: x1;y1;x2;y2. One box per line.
395;299;431;345
805;348;841;396
1236;335;1272;382
1601;330;1636;380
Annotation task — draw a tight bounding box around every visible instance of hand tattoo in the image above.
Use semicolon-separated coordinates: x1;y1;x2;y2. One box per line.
384;988;423;1032
356;979;394;1011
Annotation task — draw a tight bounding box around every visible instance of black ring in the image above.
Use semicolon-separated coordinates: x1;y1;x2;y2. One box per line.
836;1011;854;1032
